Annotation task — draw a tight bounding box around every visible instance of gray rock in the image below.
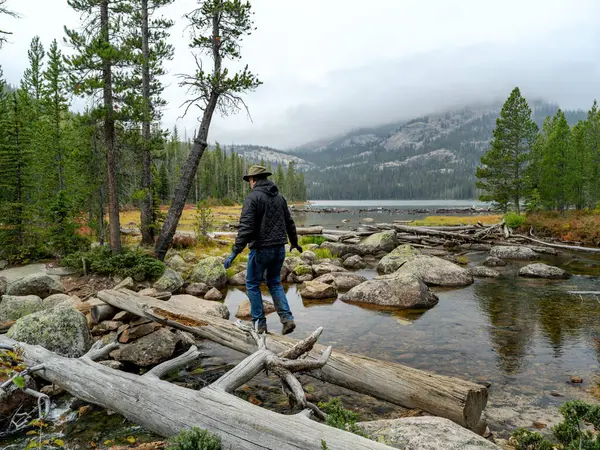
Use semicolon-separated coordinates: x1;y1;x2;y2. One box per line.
42;294;80;309
98;360;124;370
313;262;346;277
343;254;365;269
190;257;227;289
300;251;317;265
167;254;188;272
0;260;7;270
518;263;571;280
313;272;367;292
185;282;210;297
7;305;92;357
305;244;320;251
153;268;184;293
356;416;499;450
470;266;501;278
484;256;507;267
358;230;397;254
321;242;361;257
235;300;276;320
91;320;122;335
295;273;314;282
396;255;474;287
0;295;43;321
167;294;229;320
204;287;223;301
113;276;134;291
6;274;64;298
0;276;6;296
117;328;179;367
460;243;492;251
228;270;247;286
377;245;422;274
137;288;171;301
299;280;338;299
490;246;539;260
340;272;438;309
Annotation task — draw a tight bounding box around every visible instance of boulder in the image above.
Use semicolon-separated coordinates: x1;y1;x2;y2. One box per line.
321;242;360;257
355;416;499;450
137;288;172;301
342;254;365;269
0;260;7;270
167;294;229;319
167;254;188;272
0;276;7;296
293;264;314;277
7;305;92;357
396;255;474;287
490;246;539;261
117;328;179;366
305;244;319;251
340;272;438;309
204;287;223;301
484;256;507;267
299;280;338;299
235;300;276;320
114;277;135;291
185;282;210;297
119;322;162;343
470;266;500;278
6;274;64;298
300;251;317;265
377;245;422;275
91;320;122;335
313;272;367;292
228;270;247;286
153;268;184;293
518;263;571;280
313;262;346;277
0;295;43;321
189;257;227;289
358;230;397;254
42;293;80;309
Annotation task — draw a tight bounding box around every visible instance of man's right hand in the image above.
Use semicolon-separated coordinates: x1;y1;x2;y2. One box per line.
292;245;303;254
224;252;237;269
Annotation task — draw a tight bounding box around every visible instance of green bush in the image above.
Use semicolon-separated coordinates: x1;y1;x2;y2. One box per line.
166;428;221;450
318;398;368;438
300;236;327;246
62;246;165;280
313;248;333;260
504;212;526;229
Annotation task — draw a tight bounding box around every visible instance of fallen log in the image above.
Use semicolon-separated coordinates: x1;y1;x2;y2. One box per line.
567;291;600;295
0;330;394;450
90;304;119;324
512;234;600;254
297;226;324;235
97;289;488;430
393;224;481;242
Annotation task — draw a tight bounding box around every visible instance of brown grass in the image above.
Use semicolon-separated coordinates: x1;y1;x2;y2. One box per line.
523;211;600;247
413;215;502;226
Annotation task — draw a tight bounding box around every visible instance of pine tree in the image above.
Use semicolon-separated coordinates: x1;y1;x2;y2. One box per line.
584;101;600;208
568;121;588;209
539;109;571;211
158;162;169;202
476;87;538;213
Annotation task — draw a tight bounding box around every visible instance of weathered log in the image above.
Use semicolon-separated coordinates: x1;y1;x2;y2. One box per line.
393;224;480;242
567;291;600;295
0;336;394;450
513;234;600;253
97;290;488;429
90;304;119;324
297;226;324;235
321;234;341;242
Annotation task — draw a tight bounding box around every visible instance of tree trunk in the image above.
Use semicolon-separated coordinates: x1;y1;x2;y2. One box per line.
101;0;121;254
139;0;155;246
97;289;488;430
0;337;394;450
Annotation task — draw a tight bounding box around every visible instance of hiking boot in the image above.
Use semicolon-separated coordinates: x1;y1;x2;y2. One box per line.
256;325;268;334
281;320;296;335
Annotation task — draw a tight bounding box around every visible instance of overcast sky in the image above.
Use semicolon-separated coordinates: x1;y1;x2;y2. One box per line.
2;0;600;148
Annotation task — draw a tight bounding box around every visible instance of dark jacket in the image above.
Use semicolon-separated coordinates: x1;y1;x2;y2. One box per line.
232;179;299;254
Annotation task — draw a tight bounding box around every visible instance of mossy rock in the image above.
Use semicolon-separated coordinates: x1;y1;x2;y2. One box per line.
153;268;184;293
6;274;65;299
0;295;43;322
293;264;313;276
359;230;397;254
189;257;227;289
7;305;92;357
377;245;421;274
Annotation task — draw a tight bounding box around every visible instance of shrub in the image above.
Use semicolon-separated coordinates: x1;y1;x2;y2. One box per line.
504;212;526;229
166;428;221;450
194;201;214;245
318;398;368;437
300;236;327;246
62;246;165;280
313;248;333;260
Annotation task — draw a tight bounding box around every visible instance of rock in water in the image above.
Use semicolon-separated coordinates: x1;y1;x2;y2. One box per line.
190;257;227;289
312;263;345;277
313;272;367;291
490;246;539;261
6;274;65;298
359;230;397;254
340;272;438;309
356;416;499;450
396;255;474;287
228;270;247;286
470;266;501;278
7;305;92;357
377;245;422;274
321;242;361;257
299;280;338;299
484;256;507;267
153;268;184;293
117;328;179;366
204;287;223;301
518;263;571;280
185;282;210;297
235;300;276;320
0;295;43;321
343;254;365;269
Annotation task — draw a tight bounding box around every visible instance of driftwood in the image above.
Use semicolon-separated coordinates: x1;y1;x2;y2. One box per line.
97;289;488;429
567;291;600;295
297;226;324;235
0;330;395;450
513;234;600;254
90;304;120;324
393;224;482;242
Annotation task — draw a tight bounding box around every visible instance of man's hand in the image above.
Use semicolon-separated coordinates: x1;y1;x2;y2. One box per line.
292;245;303;254
224;252;237;269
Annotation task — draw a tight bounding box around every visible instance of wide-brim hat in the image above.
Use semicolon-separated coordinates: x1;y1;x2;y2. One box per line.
243;164;272;182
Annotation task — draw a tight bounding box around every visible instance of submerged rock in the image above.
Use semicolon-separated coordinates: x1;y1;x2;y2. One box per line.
313;272;367;291
235;300;276;320
396;255;474;287
153;268;184;293
343;254;365;269
190;257;227;289
377;245;421;275
340;272;438;309
518;263;571;280
470;266;501;278
299;280;338;299
490;246;539;261
0;295;43;321
484;256;507;267
6;274;65;298
356;416;499;450
7;305;92;357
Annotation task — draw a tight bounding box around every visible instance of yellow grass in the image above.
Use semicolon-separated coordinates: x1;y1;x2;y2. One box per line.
413;214;502;226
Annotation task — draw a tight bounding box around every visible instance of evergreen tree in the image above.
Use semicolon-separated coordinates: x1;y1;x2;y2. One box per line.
158;162;169;202
584;101;600;207
539;109;570;211
568;121;588;209
476;87;538;213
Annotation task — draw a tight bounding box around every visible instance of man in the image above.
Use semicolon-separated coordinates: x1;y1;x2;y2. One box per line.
224;165;302;335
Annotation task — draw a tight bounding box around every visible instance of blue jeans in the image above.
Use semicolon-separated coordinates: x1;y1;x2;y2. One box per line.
246;245;294;328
